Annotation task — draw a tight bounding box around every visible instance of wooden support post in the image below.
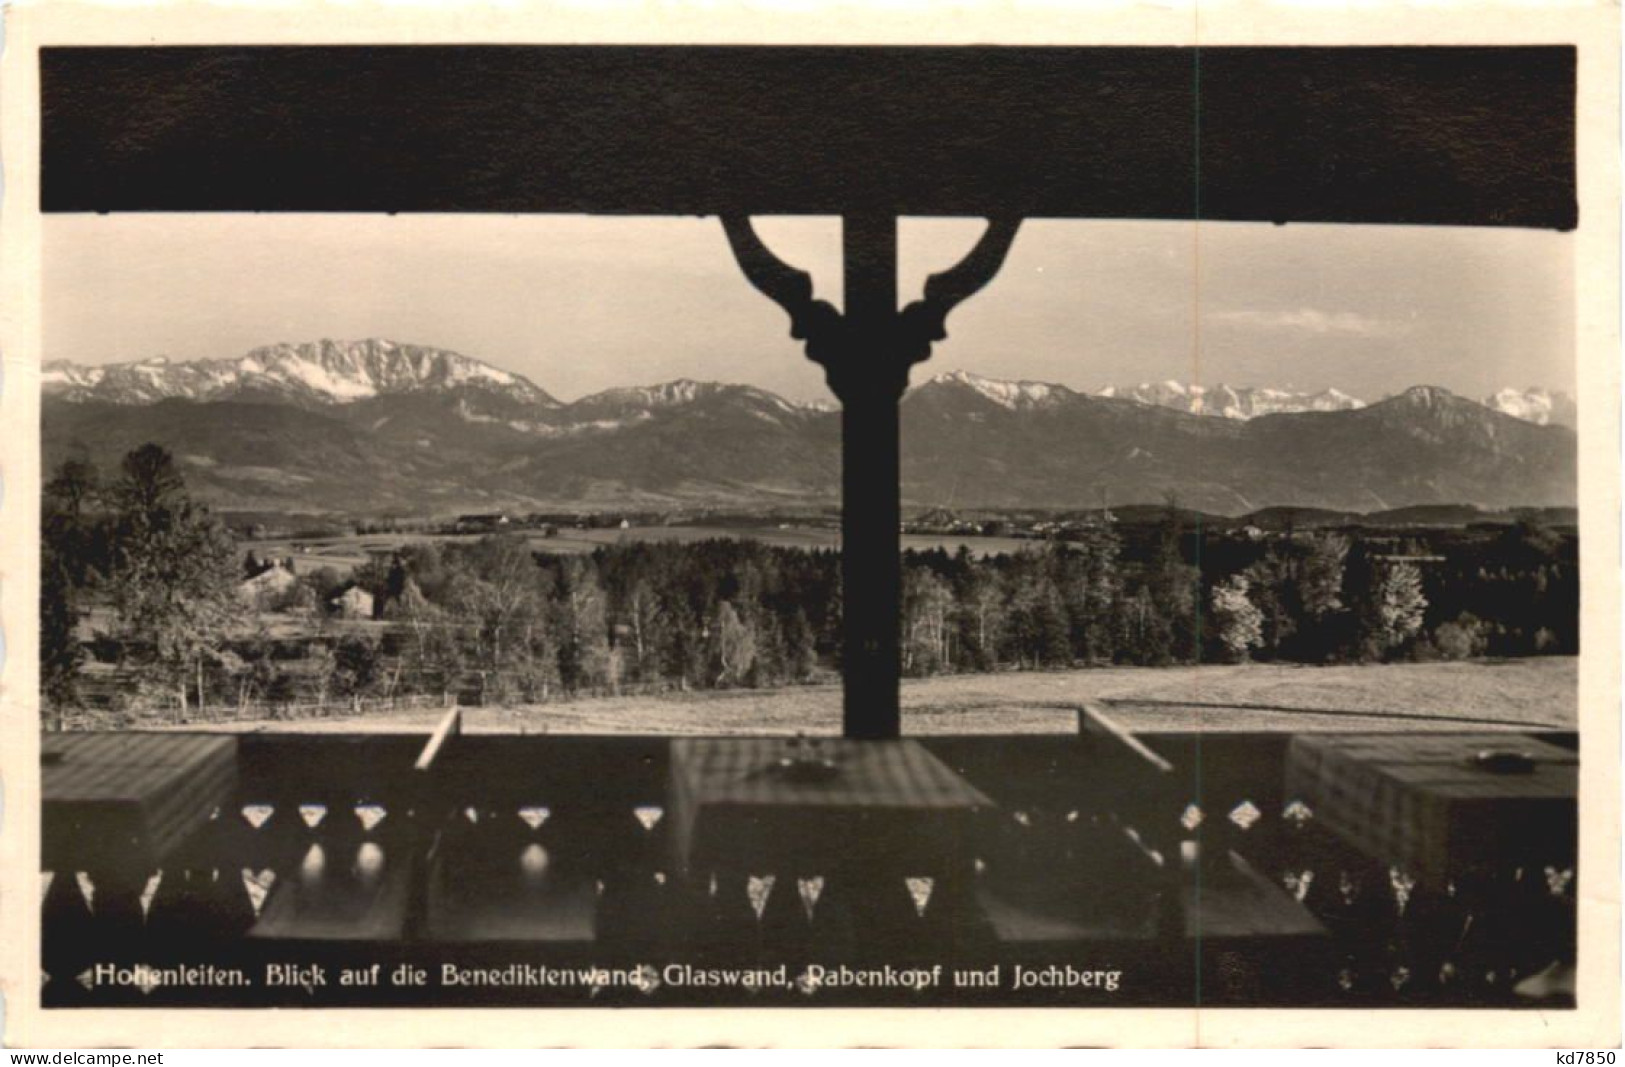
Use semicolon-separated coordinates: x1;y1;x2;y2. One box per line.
720;213;1019;741
841;214;903;739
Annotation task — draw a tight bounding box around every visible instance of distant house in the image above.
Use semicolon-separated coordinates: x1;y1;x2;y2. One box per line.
913;506;958;529
237;563;298;608
329;585;376;620
455;513;510;533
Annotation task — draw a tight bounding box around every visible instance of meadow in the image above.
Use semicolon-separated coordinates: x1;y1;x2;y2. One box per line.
202;656;1578;736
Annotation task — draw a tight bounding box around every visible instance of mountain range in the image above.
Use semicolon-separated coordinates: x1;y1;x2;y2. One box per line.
1096;378;1576;428
1097;379;1366;420
41;340;1578;516
43;338;559;410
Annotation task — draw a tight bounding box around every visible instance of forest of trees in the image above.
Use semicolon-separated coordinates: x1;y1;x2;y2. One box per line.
41;445;1580;720
43;444;240;715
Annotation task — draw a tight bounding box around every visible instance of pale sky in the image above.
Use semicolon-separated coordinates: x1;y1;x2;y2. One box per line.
44;214;1573;405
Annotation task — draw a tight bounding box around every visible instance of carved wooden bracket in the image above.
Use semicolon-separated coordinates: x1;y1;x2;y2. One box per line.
719;215;847;367
720;215;1021;401
896;217;1022;362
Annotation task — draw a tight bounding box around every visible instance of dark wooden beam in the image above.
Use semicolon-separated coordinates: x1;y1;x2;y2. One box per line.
41;45;1575;229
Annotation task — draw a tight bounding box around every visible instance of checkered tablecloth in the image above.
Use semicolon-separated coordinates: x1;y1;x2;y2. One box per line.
668;738;992;879
1284;733;1577;887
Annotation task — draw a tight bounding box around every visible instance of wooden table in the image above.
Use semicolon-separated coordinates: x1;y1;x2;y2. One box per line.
249;839;417;942
41;732;238;874
1284;733;1577;888
669;738;992;879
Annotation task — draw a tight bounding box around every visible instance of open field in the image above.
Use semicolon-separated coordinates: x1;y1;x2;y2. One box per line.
193;656;1577;736
254;525;1046;575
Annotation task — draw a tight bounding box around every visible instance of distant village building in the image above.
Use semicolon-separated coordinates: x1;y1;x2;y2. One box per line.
329;585;376;620
455;513;510;533
237;562;298;608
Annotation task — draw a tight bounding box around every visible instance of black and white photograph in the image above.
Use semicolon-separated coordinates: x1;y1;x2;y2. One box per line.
3;5;1618;1049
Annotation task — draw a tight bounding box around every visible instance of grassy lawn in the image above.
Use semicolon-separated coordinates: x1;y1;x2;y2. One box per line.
202;656;1577;736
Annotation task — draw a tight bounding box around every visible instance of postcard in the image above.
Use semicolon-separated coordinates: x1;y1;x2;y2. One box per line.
1;0;1617;1048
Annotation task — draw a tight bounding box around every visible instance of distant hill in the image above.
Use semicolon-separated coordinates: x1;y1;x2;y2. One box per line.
42;341;1577;517
1235;506;1362;530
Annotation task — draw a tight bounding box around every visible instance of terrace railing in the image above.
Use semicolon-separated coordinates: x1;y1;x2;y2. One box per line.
41;723;1576;1008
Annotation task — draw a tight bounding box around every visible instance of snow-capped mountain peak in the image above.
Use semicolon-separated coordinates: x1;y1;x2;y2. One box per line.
620;379;711;405
920;371;1377;420
576;379;729;410
1484;386;1577;429
923;369;1074;409
1100;380;1367;420
42;339;559;409
570;379;805;417
41;360;108;390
